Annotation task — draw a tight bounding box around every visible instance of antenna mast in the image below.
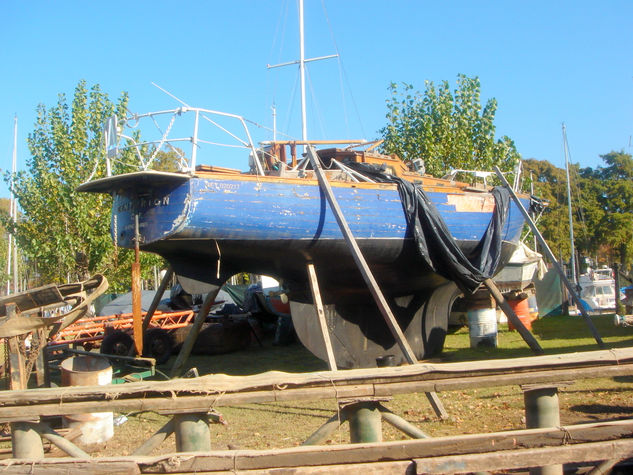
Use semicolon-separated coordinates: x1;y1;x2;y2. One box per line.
563;123;577;286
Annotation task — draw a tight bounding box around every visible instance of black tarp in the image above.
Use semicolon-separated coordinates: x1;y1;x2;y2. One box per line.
345;162;510;294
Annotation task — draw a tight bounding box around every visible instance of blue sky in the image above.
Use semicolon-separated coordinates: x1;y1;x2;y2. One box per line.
1;0;631;198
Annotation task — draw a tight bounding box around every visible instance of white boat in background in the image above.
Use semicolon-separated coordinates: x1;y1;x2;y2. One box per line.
577;266;618;314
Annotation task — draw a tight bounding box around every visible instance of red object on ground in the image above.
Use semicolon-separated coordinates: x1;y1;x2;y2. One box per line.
508;298;532;331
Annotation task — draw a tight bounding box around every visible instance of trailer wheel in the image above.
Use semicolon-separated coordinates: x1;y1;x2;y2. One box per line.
143;328;173;365
100;330;133;356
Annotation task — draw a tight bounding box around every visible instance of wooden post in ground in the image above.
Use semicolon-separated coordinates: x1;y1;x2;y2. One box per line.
11;421;44;459
173;413;211;452
306;262;337;371
523;384;563;475
132;214;143;356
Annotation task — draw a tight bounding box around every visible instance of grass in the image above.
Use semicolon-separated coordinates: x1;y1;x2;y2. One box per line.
19;314;633;456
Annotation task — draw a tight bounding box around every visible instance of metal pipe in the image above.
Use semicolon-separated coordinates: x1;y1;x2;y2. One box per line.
378;404;429;439
301;412;345;445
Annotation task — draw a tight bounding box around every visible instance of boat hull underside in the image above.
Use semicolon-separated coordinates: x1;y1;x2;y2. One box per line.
145;236;517;304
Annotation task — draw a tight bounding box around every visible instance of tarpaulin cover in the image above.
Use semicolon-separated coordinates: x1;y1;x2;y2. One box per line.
345;162;510;294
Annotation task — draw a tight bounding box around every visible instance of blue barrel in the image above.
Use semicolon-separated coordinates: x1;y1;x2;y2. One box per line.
467;307;498;348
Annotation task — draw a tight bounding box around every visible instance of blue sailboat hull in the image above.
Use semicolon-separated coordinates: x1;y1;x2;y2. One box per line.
107;173;526;303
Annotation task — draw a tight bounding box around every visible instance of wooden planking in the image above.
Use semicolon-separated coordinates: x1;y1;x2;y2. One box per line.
414;439;633;474
1;349;633;419
0;420;631;473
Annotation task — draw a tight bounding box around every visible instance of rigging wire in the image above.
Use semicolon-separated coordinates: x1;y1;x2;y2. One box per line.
267;0;290;138
305;67;327;138
320;0;366;139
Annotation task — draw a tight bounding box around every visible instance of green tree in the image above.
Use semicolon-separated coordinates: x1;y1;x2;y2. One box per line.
4;80;163;290
380;74;520;177
523;152;633;270
583;151;633;266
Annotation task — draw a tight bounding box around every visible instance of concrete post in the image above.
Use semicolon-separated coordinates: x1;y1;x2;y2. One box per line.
173;413;211;452
344;401;382;443
523;385;562;475
11;421;44;459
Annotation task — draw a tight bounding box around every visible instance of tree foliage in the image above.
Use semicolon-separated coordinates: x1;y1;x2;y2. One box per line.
380;74;520;177
4;80;163;290
523;150;633;269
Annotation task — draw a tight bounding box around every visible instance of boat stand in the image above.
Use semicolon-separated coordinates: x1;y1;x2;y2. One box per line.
302;397;429;445
306;145;448;420
494;166;605;348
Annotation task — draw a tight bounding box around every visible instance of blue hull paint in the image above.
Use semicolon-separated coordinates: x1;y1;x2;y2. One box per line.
114;177;525;247
109;174;527;305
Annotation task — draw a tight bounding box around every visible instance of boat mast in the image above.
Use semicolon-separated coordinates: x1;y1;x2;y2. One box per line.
267;0;338;142
562;122;577;286
299;0;307;141
7;115;18;294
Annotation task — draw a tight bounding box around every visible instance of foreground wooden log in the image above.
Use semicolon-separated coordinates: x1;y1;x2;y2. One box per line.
0;419;632;474
0;348;632;421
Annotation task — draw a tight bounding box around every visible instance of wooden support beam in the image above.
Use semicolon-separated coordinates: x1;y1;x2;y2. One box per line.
493;166;605;348
2;420;632;473
483;278;543;355
305;146;417;364
6;304;26;391
169;286;221;378
306;262;337;371
34;329;48;388
132;214;143;356
306;145;446;419
1;349;633;420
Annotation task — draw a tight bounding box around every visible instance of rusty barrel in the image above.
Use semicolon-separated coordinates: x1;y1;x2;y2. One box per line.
60;356;114;444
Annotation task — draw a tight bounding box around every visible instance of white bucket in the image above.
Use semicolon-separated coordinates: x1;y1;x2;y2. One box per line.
467;307;498;348
60;356;114;445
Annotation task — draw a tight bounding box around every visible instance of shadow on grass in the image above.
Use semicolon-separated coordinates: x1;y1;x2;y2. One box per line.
166;338;328;377
570;403;633;415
